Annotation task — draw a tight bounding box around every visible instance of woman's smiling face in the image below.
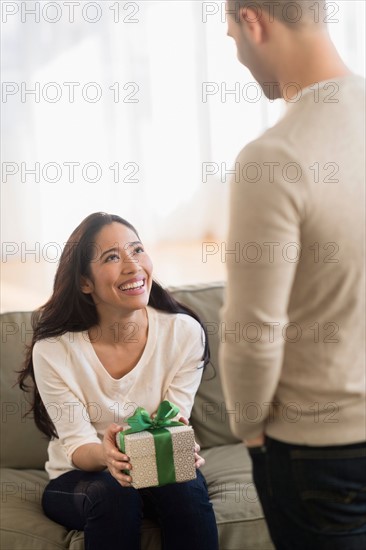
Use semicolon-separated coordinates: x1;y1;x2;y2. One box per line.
80;222;153;316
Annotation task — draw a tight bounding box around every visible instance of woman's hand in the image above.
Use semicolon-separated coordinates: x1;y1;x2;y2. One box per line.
179;416;205;469
102;423;133;487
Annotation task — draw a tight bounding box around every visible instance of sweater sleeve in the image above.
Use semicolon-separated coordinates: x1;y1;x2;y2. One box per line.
219;140;305;440
163;317;205;420
33;339;102;467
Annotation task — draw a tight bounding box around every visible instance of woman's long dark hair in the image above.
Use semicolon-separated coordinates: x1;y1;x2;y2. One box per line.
16;212;210;440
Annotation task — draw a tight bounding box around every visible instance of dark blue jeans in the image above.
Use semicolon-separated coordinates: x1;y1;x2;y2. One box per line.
42;468;218;550
249;436;366;550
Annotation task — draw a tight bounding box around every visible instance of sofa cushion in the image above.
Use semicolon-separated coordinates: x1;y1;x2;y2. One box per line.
169;283;241;449
201;444;274;549
1;312;49;469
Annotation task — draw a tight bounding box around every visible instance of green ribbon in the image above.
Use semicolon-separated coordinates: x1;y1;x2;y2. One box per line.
118;400;185;486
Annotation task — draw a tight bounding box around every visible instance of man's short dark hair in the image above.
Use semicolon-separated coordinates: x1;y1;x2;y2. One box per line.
228;0;326;27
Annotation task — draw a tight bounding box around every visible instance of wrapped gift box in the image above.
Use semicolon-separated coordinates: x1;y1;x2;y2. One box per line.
116;425;196;489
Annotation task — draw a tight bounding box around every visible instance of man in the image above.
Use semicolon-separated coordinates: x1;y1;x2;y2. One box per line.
219;1;365;548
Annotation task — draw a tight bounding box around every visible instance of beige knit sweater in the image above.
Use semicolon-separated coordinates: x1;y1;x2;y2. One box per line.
219;75;365;445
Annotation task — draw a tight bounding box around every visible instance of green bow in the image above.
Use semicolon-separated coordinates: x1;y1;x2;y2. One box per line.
118;400;185;487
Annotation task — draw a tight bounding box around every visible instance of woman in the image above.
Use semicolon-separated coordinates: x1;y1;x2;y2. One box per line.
17;212;219;550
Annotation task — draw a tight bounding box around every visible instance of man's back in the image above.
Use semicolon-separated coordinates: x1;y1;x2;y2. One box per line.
220;74;365;444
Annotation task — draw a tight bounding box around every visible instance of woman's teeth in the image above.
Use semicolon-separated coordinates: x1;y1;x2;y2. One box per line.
120;280;144;291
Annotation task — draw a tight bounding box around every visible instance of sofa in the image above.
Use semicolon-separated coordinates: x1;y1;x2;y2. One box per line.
0;282;274;550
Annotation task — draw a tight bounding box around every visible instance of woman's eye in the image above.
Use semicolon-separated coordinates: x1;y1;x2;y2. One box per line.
106;254;120;262
134;246;144;254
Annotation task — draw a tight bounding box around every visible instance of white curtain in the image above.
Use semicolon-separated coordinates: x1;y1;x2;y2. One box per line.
2;1;365;253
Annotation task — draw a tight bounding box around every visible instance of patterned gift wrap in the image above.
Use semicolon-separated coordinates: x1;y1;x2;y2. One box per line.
116;425;197;489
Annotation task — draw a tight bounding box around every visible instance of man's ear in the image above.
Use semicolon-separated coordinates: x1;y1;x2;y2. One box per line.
240;6;268;45
80;276;94;294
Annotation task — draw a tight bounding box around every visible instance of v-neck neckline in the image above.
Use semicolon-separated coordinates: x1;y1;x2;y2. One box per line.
79;306;156;383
